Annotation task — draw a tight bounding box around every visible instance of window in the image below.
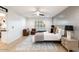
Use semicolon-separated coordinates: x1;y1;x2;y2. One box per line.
35;20;46;32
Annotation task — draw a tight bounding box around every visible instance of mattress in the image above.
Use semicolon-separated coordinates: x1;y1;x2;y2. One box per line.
32;32;61;42
44;32;61;41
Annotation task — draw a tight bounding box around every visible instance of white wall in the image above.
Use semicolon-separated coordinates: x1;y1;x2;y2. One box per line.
52;17;71;25
55;6;79;39
59;7;79;26
52;15;72;31
2;9;26;44
26;17;52;32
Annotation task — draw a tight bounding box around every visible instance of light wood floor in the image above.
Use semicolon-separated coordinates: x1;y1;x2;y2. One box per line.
0;35;67;52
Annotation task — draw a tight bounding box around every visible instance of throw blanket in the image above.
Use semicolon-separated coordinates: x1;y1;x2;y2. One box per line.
34;33;44;42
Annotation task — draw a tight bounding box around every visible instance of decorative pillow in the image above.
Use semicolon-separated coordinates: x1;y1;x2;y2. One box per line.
53;27;57;34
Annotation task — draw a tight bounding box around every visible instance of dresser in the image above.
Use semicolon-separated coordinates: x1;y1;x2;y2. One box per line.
61;37;79;52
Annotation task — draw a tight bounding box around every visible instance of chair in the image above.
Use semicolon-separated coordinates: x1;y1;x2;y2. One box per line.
23;29;29;36
31;28;36;35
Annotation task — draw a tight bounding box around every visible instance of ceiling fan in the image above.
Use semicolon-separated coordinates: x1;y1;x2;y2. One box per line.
33;7;45;16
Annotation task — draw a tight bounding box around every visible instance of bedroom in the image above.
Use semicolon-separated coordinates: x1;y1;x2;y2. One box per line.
0;6;79;52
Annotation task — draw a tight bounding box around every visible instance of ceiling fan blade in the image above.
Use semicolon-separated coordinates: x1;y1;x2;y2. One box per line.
39;13;44;16
31;7;45;16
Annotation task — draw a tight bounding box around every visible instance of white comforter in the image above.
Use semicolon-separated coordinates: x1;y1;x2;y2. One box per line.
32;28;63;42
44;32;61;41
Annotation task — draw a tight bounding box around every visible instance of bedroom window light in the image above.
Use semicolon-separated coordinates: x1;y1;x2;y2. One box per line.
35;20;46;32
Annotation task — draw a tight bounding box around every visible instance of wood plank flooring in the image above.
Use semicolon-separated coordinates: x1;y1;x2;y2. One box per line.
0;35;67;52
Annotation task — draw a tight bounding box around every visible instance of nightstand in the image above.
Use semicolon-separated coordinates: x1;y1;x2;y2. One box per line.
61;37;79;52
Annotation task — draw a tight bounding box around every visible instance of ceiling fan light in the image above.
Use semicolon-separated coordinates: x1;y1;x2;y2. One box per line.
34;10;40;16
36;11;40;16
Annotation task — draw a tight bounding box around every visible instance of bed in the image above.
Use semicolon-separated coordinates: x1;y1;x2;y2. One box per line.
32;28;63;42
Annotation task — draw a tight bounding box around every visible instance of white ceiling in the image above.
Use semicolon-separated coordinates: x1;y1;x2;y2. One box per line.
6;6;68;17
